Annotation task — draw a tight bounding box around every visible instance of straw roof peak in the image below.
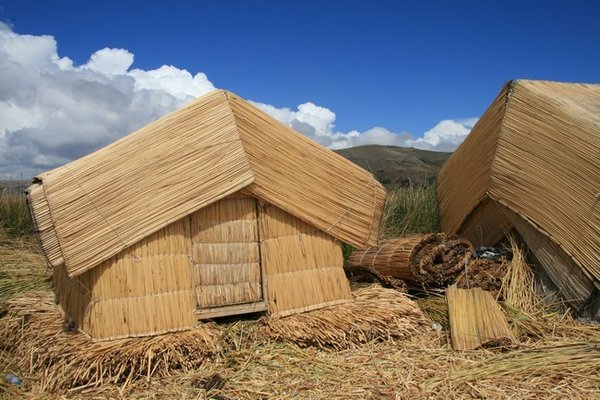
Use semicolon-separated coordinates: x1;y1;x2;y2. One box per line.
27;89;386;277
438;79;600;315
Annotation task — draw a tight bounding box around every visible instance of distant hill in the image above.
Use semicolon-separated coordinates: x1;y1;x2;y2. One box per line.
335;145;451;186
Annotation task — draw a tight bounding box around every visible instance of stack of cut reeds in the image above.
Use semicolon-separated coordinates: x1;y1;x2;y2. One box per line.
446;287;516;350
258;285;429;349
0;291;222;391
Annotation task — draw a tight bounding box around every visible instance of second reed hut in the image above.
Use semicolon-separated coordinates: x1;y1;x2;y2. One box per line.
27;90;386;340
437;80;599;318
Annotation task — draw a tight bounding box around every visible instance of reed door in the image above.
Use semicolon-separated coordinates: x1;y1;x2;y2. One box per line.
190;193;264;314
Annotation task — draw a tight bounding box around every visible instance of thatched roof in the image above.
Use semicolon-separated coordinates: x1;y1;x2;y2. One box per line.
437;80;599;314
28;90;386;277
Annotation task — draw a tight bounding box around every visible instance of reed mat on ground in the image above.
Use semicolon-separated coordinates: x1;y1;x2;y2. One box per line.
446;287;516;350
257;285;430;349
428;342;600;387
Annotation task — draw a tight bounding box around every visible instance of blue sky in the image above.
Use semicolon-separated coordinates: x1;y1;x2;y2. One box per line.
0;0;599;177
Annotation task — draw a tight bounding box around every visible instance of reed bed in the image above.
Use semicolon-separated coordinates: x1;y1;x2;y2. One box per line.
0;189;32;237
0;232;50;311
258;285;430;349
381;182;440;238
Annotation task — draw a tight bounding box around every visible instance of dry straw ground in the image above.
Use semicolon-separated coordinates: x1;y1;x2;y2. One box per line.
0;191;599;399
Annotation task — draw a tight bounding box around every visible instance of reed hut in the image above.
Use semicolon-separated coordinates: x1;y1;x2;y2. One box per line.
437;80;599;318
26;90;386;340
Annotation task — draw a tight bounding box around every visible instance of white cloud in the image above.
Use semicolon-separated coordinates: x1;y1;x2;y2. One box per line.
406;118;478;152
252;99;476;151
0;22;216;178
83;47;134;75
0;22;476;179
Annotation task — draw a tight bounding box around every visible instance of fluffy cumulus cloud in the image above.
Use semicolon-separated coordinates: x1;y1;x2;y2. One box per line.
0;22;215;178
0;22;476;178
251;100;476;151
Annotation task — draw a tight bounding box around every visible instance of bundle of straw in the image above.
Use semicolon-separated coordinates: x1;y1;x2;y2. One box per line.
446;287;516;351
348;234;473;287
0;291;221;391
257;285;430;349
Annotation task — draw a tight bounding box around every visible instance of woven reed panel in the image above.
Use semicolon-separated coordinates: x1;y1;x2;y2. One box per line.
190;194;262;308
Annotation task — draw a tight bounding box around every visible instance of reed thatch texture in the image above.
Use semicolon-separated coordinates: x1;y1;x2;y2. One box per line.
26;183;63;267
437;86;508;239
437;80;600;316
258;285;430;349
0;291;220;391
446;287;516;351
190;194;262;308
259;202;351;316
228;93;386;250
27;90;385;279
348;234;473;287
28;90;254;277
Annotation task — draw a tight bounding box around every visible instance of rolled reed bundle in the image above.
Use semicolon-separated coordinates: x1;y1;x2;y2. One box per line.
348;234;473;287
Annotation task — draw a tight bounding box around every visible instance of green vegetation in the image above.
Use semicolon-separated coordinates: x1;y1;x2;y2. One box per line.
381;181;440;238
0;189;33;237
342;180;440;260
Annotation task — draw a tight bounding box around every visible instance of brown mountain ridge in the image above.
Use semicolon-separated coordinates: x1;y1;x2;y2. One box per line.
335;145;451;186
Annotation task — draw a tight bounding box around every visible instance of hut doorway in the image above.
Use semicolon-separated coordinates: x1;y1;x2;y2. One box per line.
191;193;267;319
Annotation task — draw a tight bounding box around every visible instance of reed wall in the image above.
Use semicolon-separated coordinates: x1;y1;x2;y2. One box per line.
55;192;351;339
54;216;196;340
259;202;351;316
459;197;511;247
